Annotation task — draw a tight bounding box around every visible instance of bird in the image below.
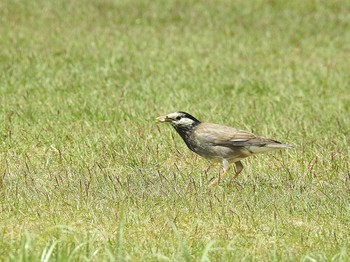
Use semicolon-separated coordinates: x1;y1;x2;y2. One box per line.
156;111;292;186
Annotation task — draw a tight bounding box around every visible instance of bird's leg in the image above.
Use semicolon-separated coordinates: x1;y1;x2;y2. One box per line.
233;161;244;178
208;159;230;187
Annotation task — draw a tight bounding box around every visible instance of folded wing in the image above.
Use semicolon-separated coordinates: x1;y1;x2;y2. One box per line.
195;123;291;153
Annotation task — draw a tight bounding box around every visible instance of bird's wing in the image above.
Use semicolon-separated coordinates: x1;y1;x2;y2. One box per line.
195;123;281;148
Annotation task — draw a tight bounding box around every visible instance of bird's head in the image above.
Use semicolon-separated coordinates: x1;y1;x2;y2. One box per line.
156;111;201;130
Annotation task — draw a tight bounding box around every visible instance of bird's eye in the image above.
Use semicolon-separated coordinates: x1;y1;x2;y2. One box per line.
176;116;182;121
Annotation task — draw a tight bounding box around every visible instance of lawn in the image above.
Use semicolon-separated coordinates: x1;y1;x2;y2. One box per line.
1;0;350;261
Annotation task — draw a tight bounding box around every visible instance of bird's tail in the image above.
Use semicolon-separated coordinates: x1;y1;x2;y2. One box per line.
265;142;293;149
248;141;293;154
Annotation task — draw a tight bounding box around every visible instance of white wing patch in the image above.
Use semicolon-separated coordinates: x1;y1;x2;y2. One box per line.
231;138;250;142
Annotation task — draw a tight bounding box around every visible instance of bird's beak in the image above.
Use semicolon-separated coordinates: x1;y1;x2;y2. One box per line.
156;115;171;123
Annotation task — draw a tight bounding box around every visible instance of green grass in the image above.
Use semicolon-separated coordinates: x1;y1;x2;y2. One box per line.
1;0;350;260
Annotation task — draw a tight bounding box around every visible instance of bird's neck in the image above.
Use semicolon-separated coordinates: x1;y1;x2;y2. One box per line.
172;122;200;150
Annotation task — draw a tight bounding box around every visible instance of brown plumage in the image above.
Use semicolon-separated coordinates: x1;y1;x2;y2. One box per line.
156;111;292;186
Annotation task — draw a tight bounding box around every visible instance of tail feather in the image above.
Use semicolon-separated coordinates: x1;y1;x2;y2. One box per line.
248;142;293;154
266;143;293;149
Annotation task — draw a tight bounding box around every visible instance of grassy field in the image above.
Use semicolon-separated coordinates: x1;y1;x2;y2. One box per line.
1;0;350;261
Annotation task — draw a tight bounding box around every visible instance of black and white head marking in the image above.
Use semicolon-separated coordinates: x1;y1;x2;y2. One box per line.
164;112;201;150
166;111;200;128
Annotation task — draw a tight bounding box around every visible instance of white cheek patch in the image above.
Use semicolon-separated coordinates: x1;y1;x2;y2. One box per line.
178;118;194;126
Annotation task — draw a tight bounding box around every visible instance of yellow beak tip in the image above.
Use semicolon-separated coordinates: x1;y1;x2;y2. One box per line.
156;116;167;123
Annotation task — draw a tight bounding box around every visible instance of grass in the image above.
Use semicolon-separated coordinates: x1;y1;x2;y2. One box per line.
1;0;350;260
